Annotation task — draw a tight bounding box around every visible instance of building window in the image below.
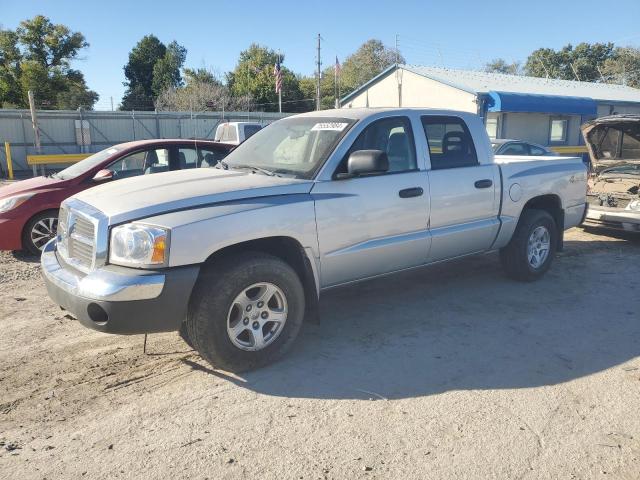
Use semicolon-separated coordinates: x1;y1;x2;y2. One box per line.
485;117;499;139
549;118;568;143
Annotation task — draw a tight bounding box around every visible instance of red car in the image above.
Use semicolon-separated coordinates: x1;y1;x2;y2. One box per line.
0;139;234;254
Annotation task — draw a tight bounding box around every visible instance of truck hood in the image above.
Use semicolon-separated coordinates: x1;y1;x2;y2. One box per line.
581;115;640;174
72;168;314;223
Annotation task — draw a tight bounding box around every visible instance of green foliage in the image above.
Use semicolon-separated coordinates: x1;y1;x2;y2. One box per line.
121;35;186;110
484;58;521;75
522;42;640;88
226;44;305;112
152;41;187;96
601;47;640;88
339;39;403;94
298;39;402;109
0;29;22;106
0;15;97;109
155;68;250;112
524;43;615;81
16;15;87;68
183;67;220;86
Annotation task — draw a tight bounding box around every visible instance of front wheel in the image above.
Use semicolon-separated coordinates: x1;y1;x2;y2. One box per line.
23;211;59;255
500;209;557;282
186;252;305;372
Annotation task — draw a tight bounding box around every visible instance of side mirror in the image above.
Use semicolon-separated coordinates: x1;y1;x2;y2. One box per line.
92;169;114;182
346;150;389;177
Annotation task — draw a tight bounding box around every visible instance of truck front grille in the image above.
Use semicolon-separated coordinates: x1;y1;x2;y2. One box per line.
57;200;106;273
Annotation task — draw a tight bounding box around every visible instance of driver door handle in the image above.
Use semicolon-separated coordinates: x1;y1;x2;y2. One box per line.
474;179;493;189
399;187;424;198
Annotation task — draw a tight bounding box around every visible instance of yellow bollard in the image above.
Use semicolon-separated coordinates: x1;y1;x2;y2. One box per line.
4;142;13;180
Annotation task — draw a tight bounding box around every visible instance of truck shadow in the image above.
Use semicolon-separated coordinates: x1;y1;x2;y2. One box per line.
223;239;640;400
11;251;40;263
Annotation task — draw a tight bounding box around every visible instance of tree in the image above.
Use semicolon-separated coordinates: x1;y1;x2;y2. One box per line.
0;29;22;106
155;68;250;112
601;47;640;88
0;15;97;109
152;41;187;96
121;35;186;110
339;39;403;95
524;43;616;81
297;39;403;110
484;58;521;75
226;43;305;112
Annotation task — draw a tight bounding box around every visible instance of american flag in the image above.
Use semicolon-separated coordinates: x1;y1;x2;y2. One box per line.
274;59;283;94
334;56;341;75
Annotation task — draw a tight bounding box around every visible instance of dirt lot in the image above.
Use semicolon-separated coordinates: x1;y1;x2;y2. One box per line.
0;228;639;479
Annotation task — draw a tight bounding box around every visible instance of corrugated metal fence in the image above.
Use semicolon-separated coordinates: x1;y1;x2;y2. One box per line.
0;109;290;175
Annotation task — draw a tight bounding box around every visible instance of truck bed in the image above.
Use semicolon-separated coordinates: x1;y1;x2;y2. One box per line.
491;155;588;250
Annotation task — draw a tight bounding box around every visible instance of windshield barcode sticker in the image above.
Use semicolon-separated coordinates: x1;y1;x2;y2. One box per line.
311;122;348;131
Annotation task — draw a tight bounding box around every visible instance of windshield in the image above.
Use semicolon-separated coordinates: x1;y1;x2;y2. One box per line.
54;146;121;180
222;116;355;179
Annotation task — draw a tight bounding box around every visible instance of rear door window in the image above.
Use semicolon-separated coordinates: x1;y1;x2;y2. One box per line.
421;116;478;170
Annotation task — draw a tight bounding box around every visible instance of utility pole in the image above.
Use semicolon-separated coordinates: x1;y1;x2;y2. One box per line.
395;34;400;65
395;34;402;107
110;96;114;111
316;34;322;111
27;90;41;176
278;50;282;114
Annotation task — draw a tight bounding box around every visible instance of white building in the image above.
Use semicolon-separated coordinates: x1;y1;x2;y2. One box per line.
340;65;640;152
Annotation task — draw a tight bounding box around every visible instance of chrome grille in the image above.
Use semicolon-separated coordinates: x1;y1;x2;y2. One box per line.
74;215;95;239
57;199;106;273
68;230;94;269
59;205;69;230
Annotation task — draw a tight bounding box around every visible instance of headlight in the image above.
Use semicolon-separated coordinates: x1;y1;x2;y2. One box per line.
109;223;169;268
0;193;34;213
627;199;640;212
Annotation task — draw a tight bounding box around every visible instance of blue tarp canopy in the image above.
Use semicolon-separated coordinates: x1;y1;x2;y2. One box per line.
486;91;597;115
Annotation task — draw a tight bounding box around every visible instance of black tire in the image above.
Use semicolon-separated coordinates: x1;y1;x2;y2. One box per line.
178;322;194;349
186;252;305;372
22;210;59;255
500;209;557;282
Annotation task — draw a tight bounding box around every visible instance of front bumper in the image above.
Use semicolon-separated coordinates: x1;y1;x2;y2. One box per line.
0;216;26;250
41;240;200;334
584;206;640;232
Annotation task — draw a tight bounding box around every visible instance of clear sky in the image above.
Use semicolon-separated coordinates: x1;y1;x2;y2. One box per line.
2;0;640;109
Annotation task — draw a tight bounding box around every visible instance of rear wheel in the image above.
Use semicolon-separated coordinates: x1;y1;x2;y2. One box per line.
23;211;59;255
186;252;305;372
500;209;557;282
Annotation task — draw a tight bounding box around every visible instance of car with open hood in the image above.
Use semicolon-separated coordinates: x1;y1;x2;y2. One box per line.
582;115;640;232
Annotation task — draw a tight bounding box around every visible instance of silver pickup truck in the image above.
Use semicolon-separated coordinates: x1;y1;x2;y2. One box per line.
42;108;588;371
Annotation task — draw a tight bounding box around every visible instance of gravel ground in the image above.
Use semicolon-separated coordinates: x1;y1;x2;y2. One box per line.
0;227;639;479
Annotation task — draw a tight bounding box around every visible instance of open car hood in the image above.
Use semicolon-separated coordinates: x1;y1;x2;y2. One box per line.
581;115;640;174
